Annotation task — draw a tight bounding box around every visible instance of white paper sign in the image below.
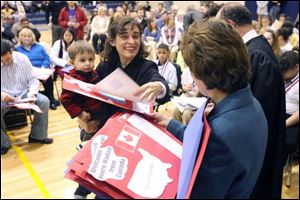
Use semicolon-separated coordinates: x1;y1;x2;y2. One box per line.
88;136;128;181
127;148;173;198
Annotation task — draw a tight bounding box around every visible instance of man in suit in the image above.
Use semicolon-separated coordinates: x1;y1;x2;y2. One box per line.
217;3;286;199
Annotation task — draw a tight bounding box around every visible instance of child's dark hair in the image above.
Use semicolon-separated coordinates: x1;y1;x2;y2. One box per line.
157;43;169;51
279;50;299;73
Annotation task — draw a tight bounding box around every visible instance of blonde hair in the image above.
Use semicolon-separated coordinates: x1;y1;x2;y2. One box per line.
18;27;36;45
68;40;95;60
98;6;107;14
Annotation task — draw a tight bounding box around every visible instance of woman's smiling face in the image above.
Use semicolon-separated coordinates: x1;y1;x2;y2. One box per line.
111;24;141;66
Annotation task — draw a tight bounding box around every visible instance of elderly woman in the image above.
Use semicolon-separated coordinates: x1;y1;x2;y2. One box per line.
16;27;59;110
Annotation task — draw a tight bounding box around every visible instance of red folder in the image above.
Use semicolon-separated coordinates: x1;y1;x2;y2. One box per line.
65;112;182;199
62;74;153;115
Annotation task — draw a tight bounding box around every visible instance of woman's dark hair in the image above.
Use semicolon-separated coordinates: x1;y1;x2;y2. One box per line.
58;27;77;58
181;18;250;94
101;16;149;63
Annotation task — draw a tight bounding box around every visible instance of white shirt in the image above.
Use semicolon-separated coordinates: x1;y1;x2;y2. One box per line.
242;29;259;44
1;51;40;97
155;60;178;92
160;25;181;47
50;40;69;67
281;42;294;53
286;74;299;115
181;67;197;96
256;1;268;15
90;15;109;37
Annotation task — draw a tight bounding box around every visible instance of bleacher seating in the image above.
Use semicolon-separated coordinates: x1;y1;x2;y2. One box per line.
27;1;124;25
27;12;47;25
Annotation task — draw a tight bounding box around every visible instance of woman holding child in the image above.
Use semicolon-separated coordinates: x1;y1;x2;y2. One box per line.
61;16;170;199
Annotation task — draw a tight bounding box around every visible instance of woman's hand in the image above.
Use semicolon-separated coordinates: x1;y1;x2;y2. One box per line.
133;81;163;103
151;112;172;128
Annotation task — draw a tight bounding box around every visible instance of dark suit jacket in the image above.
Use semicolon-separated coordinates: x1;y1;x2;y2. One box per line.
246;36;286;199
167;86;268;198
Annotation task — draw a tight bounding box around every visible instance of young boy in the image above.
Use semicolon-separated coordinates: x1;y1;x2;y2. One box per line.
60;40;102;198
155;43;178;94
278;50;299;166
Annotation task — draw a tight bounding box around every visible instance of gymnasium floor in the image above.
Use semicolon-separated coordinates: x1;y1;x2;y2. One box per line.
1;29;298;199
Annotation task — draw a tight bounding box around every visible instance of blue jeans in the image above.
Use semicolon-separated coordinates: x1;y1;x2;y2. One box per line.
270;5;280;23
1;92;50;149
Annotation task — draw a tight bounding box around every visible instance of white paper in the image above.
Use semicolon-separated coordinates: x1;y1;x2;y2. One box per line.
63;73;153;115
95;68;144;103
127;148;173;198
127;114;182;159
88;136;128;182
132;102;152;115
13;97;37;103
172;96;207;113
5;102;43;113
32;67;55;80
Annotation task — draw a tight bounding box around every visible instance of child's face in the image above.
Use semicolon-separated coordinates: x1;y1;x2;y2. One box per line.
72;52;95;73
157;48;169;64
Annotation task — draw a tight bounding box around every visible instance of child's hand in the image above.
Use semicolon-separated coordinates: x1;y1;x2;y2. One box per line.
78;111;91;121
85;120;100;133
78;118;100;133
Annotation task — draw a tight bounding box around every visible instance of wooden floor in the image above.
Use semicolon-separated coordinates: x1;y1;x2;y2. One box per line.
1;30;299;199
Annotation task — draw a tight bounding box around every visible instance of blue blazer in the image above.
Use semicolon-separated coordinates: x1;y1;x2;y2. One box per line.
167;86;268;198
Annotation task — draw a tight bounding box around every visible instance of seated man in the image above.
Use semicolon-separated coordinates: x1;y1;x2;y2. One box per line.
1;39;53;155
